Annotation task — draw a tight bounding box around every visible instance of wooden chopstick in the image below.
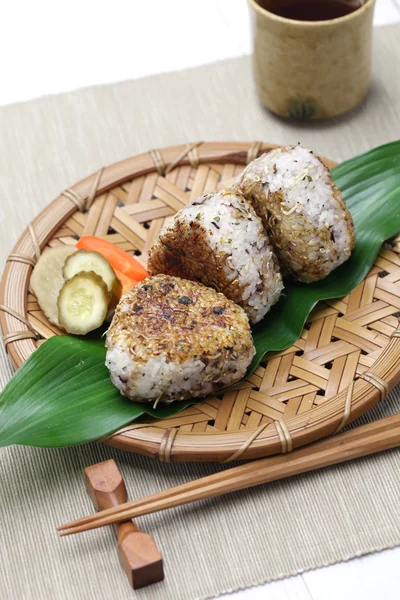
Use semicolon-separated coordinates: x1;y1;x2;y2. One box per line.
58;412;400;536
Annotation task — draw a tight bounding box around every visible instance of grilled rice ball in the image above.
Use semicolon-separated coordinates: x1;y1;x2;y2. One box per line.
234;145;355;283
148;190;283;324
105;275;255;404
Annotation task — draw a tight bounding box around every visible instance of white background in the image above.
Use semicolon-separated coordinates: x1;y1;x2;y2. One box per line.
1;0;400;107
2;1;400;599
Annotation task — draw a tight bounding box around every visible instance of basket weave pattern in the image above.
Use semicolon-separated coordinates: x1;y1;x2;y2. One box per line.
1;142;400;462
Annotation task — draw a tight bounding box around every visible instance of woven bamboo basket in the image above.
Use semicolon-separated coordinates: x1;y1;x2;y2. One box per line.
1;141;400;463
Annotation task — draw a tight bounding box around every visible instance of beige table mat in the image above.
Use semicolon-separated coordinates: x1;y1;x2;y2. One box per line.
1;22;400;600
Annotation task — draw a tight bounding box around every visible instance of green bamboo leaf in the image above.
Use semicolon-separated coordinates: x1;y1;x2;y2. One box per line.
250;140;400;370
0;336;196;447
1;140;400;448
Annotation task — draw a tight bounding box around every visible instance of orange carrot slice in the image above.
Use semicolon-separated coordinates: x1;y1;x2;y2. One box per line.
76;236;148;281
115;270;139;296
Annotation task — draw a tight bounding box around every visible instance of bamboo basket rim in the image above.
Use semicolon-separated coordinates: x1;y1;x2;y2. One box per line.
1;140;400;463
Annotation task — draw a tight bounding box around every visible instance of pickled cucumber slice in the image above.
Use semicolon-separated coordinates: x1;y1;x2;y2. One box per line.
31;245;76;327
58;272;109;335
63;250;121;299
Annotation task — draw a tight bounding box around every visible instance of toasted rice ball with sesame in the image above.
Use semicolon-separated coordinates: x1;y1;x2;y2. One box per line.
147;190;283;324
105;275;255;404
234;145;355;283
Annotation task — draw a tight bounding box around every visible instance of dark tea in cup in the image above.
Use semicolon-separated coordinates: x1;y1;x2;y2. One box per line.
258;0;363;21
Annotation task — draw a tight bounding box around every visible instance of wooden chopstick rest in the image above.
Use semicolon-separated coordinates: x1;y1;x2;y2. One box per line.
84;459;164;589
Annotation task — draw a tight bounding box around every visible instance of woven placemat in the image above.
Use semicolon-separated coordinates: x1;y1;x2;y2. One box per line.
1;23;400;600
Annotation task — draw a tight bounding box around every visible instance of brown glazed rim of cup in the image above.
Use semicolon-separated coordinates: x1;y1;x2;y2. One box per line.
247;0;374;27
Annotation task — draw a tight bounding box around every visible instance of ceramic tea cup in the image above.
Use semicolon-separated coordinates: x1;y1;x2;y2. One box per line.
247;0;376;119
